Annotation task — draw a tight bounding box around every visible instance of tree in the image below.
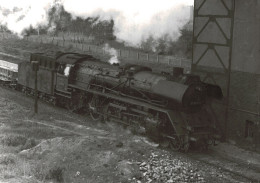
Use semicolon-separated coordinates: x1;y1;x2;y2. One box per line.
0;24;10;32
156;34;170;54
166;26;193;58
140;35;156;52
179;28;193;56
59;7;72;32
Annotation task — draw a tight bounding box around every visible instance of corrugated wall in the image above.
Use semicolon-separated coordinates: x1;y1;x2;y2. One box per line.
232;0;260;73
192;0;260;150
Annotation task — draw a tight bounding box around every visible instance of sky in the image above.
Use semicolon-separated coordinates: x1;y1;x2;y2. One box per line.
0;0;194;45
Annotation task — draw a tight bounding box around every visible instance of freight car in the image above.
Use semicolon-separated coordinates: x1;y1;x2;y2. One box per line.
1;52;223;151
0;60;18;86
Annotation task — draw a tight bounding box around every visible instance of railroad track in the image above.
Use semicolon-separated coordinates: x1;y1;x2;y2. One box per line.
1;47;260;182
0;84;113;140
1;83;260;182
23;118;113;140
185;150;260;183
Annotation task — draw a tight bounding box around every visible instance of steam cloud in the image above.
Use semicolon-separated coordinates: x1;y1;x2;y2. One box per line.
0;0;55;35
103;44;120;65
0;0;193;45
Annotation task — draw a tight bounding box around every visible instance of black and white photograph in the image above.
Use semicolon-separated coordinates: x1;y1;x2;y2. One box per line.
0;0;259;182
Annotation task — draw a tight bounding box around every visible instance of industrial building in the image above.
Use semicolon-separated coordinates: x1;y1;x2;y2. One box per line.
192;0;260;150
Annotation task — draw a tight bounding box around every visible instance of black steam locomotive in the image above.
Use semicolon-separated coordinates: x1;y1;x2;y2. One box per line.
14;52;223;151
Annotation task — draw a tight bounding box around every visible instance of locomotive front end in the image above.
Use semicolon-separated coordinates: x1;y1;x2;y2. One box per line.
151;79;206;110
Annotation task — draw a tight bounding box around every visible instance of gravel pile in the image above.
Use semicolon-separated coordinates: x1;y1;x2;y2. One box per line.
137;152;205;183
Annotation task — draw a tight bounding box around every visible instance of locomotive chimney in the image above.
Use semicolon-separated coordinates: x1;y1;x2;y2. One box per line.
172;67;184;78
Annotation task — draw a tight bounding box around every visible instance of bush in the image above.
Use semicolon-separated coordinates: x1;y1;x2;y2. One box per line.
1;135;27;147
20;138;37;151
0;154;16;165
139;26;193;58
33;162;65;182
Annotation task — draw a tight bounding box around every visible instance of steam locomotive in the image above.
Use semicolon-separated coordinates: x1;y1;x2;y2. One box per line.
1;52;223;151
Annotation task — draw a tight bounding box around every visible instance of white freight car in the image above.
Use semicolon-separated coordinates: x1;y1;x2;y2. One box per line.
0;60;18;83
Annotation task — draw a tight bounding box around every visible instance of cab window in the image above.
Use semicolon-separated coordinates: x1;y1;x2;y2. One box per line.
57;64;74;76
58;64;66;75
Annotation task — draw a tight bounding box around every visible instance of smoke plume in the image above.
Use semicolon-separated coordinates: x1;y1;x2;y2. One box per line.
0;0;56;35
0;0;193;45
103;44;120;64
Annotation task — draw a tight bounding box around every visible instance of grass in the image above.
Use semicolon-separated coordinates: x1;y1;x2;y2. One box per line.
6;119;75;141
32;161;66;182
0;134;69;182
0;154;16;165
0;134;27;147
0;135;68;182
0;158;38;181
20;138;37;151
0;134;39;159
0;116;73;182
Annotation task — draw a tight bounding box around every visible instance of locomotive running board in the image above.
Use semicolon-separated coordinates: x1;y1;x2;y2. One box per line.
87;88;165;112
86;88;187;137
54;89;72;98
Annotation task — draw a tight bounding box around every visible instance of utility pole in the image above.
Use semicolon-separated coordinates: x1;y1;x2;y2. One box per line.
31;61;39;113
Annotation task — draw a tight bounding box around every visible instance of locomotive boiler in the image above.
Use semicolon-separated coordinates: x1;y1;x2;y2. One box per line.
16;52;223;151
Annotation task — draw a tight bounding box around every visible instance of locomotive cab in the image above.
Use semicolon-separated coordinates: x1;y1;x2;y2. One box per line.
55;53;81;93
56;64;73;91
